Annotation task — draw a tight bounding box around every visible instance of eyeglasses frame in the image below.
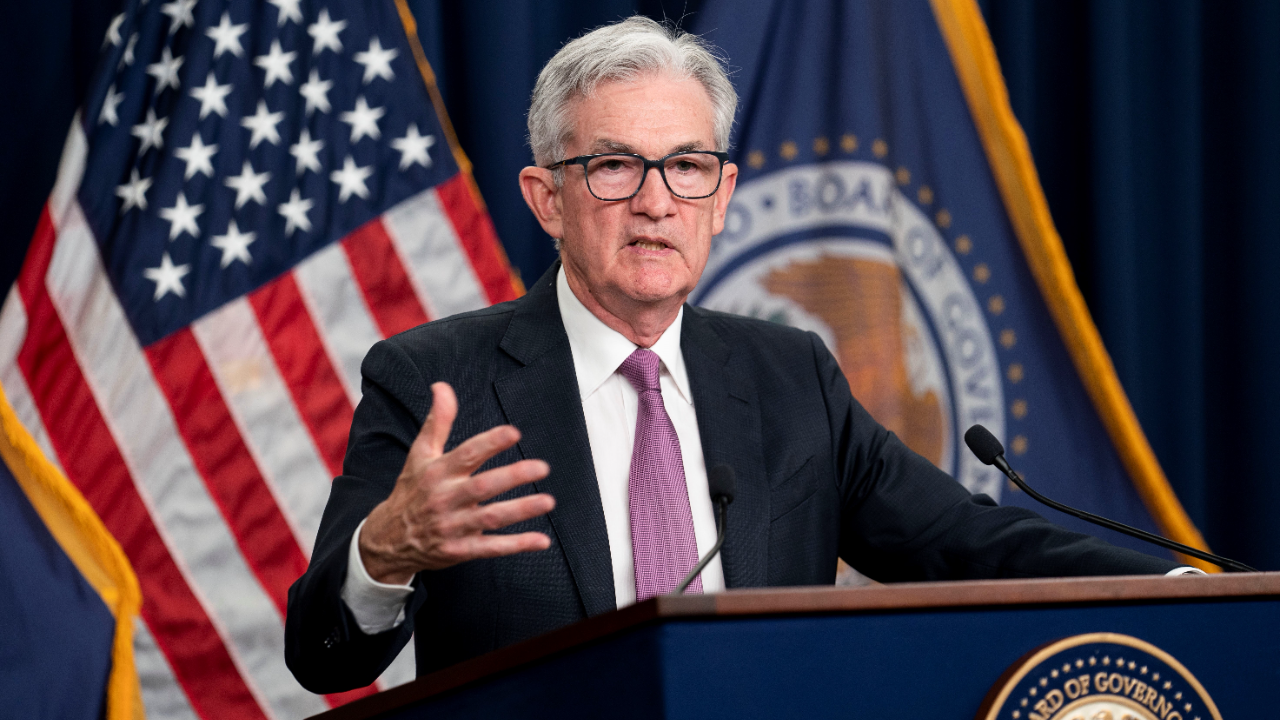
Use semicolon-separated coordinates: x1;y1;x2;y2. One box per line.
544;150;731;201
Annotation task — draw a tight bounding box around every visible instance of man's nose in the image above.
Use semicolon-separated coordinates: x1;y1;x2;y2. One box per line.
629;165;676;219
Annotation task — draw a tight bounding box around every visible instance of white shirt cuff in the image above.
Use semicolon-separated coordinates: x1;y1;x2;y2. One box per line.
340;517;415;634
1165;566;1207;576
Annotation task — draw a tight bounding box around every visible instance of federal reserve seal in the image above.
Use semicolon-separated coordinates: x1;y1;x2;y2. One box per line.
695;160;1005;497
978;633;1222;720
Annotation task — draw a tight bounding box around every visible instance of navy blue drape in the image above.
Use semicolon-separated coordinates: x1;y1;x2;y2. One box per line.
981;0;1280;570
0;0;119;293
3;0;1276;569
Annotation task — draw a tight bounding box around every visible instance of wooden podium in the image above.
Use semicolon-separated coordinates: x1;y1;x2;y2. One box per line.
313;573;1280;719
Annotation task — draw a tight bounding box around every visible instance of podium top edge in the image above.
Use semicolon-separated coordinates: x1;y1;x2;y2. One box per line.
312;572;1280;720
653;571;1280;617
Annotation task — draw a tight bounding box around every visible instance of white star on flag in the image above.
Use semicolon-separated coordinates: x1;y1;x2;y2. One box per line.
224;160;271;209
391;124;436;170
115;168;152;212
99;85;124;126
290;128;324;175
255;40;297;88
104;13;124;48
159;191;204;240
190;72;232;119
211;219;256;268
299;70;333;115
160;0;197;34
241;100;284;149
206;12;247;58
146;46;184;94
143;252;191;300
354;37;398;84
278;188;314;235
131;108;168;154
340;96;385;142
308;9;347;55
330;156;373;202
174;134;218;179
120;33;137;68
267;0;303;27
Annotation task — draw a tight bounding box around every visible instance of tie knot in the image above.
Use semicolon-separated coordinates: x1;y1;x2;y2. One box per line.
618;348;662;393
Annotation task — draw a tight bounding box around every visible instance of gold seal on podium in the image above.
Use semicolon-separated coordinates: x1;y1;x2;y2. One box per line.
978;633;1221;720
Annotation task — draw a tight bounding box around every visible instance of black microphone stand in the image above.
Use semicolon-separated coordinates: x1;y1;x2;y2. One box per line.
987;448;1255;573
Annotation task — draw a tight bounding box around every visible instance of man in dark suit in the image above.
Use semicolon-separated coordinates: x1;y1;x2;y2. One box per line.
285;17;1181;693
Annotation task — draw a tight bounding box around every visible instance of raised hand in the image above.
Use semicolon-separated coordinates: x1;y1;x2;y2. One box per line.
358;382;555;585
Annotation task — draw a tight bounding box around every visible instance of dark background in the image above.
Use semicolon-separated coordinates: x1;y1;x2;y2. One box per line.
2;0;1276;571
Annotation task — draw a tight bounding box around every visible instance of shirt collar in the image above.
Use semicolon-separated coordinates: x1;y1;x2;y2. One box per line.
556;266;692;404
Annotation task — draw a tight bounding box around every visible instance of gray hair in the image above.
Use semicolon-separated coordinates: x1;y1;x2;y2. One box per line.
527;16;737;169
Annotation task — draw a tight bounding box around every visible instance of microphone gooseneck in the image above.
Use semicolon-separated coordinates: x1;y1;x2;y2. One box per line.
674;465;735;594
963;425;1255;573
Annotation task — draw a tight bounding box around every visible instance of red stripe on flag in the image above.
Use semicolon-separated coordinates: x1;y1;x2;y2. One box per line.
145;328;310;617
342;216;431;336
17;208;269;720
15;207;57;307
326;685;382;706
249;273;354;478
435;174;519;304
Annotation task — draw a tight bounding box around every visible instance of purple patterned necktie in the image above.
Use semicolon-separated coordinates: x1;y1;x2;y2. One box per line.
618;348;702;600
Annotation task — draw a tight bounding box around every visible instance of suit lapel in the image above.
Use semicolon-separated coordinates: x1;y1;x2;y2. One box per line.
493;266;616;616
682;307;769;588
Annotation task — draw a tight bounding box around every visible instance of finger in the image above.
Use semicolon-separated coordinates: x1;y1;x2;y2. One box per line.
434;423;525;479
446;532;553;562
464;492;556;533
451;459;550;506
413;382;458;460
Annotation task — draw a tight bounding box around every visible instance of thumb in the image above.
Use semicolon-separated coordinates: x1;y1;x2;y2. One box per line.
412;382;458;461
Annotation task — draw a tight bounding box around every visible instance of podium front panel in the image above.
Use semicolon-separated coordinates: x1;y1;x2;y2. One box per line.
367;588;1275;719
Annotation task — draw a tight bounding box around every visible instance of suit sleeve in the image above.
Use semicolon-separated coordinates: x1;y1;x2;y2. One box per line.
811;332;1180;581
284;340;432;693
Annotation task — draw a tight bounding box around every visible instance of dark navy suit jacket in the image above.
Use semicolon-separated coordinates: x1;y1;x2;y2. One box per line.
284;264;1177;693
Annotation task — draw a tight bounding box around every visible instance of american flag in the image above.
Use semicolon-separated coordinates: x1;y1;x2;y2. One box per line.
0;0;518;717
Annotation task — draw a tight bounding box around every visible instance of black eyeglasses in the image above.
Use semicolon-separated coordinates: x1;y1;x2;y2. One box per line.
545;151;730;201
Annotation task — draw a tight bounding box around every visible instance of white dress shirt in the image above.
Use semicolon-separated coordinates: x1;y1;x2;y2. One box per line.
555;266;725;606
340;267;724;633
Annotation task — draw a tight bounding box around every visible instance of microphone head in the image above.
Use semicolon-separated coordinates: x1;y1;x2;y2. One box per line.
964;425;1005;466
708;465;735;504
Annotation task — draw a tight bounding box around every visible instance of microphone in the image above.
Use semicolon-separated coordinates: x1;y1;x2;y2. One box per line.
674;465;736;594
963;424;1255;573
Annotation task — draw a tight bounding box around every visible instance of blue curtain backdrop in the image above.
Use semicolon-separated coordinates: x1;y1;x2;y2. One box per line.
2;0;1276;570
978;0;1280;570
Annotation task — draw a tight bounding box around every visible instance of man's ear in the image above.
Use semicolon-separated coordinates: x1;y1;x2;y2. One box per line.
519;167;564;240
710;161;739;236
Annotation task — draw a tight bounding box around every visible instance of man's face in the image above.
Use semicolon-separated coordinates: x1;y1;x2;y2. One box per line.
551;74;737;310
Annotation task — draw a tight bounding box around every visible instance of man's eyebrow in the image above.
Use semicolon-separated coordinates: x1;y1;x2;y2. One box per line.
587;139;710;155
590;139;636;154
670;141;706;153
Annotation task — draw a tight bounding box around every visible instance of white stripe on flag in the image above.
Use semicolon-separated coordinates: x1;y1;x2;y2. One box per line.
191;296;332;553
0;288;61;471
294;243;383;406
379;640;416;690
44;200;327;720
382;188;489;319
133;617;201;720
49;114;88;224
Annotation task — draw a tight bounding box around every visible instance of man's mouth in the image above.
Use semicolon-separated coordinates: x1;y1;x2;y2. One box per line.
629;238;670;251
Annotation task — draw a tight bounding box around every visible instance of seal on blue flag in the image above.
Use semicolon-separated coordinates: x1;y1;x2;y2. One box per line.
694;159;1006;499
